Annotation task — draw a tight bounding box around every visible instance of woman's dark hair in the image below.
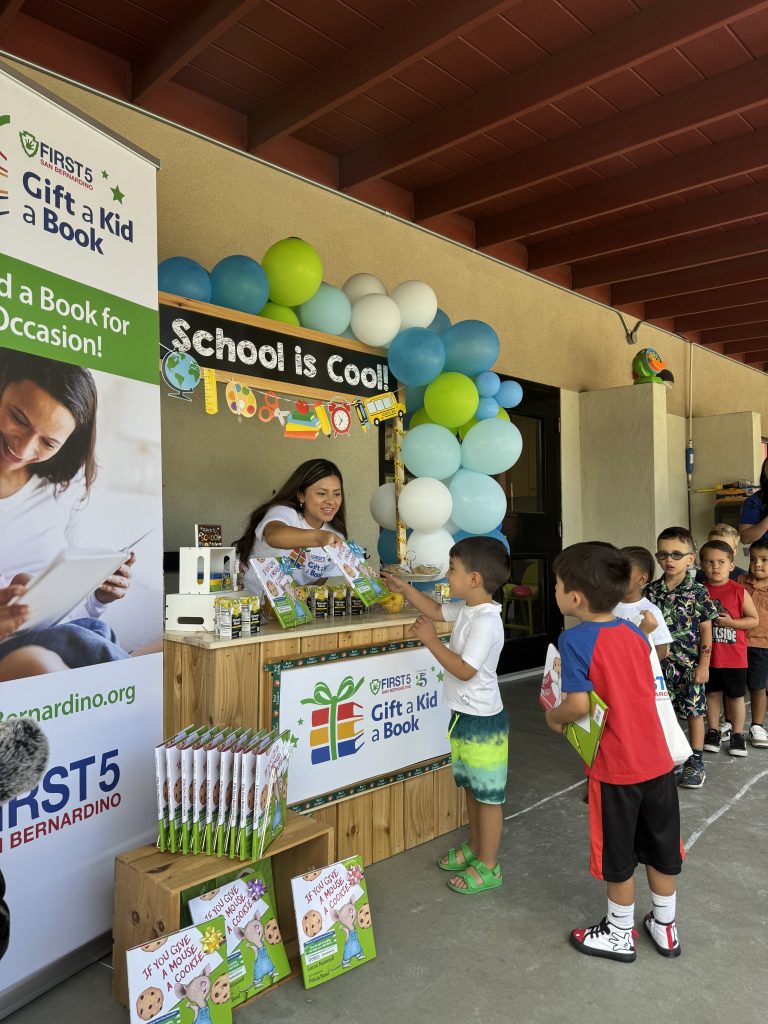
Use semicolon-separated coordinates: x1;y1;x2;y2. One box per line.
234;459;346;564
0;348;98;493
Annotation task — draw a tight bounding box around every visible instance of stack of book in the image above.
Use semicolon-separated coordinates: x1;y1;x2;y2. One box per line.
284;401;321;439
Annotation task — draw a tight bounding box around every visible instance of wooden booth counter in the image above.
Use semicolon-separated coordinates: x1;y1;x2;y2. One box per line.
163;609;467;867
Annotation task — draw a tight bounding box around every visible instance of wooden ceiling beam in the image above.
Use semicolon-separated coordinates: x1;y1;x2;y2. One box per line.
732;342;768;359
527;182;768;270
571;223;768;289
674;302;768;333
341;0;767;188
247;0;522;149
132;0;265;105
611;254;768;305
0;1;25;32
476;128;768;247
701;321;768;346
645;281;768;319
411;56;768;220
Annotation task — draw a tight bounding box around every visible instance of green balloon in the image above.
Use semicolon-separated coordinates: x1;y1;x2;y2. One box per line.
458;405;509;439
424;372;479;429
262;237;323;307
410;406;434;427
261;302;300;326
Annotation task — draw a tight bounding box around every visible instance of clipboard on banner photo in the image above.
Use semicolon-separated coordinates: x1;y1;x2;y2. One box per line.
540;644;608;767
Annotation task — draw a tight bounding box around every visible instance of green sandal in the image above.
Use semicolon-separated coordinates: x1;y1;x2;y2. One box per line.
437;841;476;872
446;861;502;895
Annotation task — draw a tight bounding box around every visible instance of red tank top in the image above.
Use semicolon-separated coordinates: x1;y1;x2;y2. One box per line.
704;579;747;669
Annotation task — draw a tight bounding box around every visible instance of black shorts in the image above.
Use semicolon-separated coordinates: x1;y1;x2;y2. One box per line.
747;648;768;691
705;667;747;698
588;771;683;883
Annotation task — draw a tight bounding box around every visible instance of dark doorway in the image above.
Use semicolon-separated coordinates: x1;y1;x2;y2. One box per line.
497;378;563;673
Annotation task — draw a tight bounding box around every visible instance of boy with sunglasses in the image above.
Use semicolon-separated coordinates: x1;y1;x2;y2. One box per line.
644;527;720;789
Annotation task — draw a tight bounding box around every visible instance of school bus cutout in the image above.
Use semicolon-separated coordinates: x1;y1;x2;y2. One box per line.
361;391;406;426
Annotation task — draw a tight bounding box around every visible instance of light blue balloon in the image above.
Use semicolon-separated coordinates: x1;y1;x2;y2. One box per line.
461;419;523;475
299;282;352;334
441;320;500;377
428;308;452;335
403;424;461;479
211;255;269;315
453;528;510;553
475;371;500;398
378;529;408;564
158;257;212;302
388;328;446;387
449;470;507;534
497;379;523;408
475;397;500;420
339;326;358;340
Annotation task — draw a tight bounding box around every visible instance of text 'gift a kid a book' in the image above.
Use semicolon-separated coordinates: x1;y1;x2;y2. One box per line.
126;919;231;1024
322;539;390;607
539;643;608;767
290;855;376;989
187;868;289;1007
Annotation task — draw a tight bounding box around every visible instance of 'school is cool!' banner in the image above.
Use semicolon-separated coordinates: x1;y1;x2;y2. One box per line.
272;644;451;807
0;62;163;1009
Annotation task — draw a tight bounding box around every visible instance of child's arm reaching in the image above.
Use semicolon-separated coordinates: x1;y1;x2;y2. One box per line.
544;692;591;732
409;616;476;681
381;574;444;621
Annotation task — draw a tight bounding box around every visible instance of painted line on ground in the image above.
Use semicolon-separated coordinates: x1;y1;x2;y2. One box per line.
504;778;586;821
683;768;768;852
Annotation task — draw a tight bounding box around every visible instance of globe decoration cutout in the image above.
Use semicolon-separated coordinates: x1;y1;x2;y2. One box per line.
162;350;201;401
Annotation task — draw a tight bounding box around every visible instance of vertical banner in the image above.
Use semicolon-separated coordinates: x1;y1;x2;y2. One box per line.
0;63;163;1007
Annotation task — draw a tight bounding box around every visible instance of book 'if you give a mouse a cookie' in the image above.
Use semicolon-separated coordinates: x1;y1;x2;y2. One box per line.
126;918;232;1024
290;855;376;989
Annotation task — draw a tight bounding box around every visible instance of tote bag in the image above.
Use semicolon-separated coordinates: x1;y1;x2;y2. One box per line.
649;647;693;765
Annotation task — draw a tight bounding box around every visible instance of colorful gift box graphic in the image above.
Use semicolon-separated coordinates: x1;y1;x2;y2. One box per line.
302;677;365;764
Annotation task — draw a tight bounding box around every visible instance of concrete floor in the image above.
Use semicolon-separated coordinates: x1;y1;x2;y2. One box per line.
10;674;768;1024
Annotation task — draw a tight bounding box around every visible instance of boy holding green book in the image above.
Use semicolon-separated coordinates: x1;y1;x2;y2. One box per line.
544;543;682;963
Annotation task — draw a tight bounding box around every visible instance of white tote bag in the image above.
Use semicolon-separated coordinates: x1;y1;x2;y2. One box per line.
649;647;693;765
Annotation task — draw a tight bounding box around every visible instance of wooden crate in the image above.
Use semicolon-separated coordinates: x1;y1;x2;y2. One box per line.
112;810;334;1008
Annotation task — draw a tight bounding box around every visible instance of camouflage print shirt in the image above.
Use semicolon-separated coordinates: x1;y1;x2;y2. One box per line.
644;573;720;668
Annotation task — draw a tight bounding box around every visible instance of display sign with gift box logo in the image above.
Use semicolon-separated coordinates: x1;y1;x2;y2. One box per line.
269;643;451;808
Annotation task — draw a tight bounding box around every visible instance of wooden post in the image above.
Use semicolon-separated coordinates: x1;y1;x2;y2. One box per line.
394;386;407;565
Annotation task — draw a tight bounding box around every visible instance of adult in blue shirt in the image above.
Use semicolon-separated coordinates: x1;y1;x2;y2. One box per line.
740;459;768;544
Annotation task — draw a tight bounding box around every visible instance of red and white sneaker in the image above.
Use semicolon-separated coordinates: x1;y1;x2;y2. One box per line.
570;917;637;963
643;913;681;958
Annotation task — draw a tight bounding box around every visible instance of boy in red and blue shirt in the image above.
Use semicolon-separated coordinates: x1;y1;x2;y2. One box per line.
544;543;683;963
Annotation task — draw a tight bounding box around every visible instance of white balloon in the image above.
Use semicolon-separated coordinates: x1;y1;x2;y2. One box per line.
392;280;438;330
369;482;398;531
350;293;402;349
398;477;452;531
343;272;387;305
407;528;454;576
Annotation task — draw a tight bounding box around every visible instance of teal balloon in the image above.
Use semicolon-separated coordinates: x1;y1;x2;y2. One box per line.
428;308;452;335
441;320;500;376
404;385;426;429
388;328;445;386
453;528;509;553
449;470;507;534
378;529;408;563
497;379;523;408
211;255;269;314
475;371;500;398
158;257;211;302
299;282;351;334
475;397;499;420
461;419;523;475
403;424;461;479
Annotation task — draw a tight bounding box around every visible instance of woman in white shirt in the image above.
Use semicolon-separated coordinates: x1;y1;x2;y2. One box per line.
0;350;133;676
236;459;346;596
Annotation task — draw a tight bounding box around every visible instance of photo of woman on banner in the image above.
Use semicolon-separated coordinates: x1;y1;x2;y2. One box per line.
0;348;162;680
236;458;346;595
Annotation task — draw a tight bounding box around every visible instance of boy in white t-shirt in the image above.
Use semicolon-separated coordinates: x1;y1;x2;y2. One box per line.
384;537;510;896
615;547;672;661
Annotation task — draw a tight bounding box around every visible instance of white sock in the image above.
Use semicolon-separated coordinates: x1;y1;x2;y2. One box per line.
607;899;634;931
650;890;676;925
